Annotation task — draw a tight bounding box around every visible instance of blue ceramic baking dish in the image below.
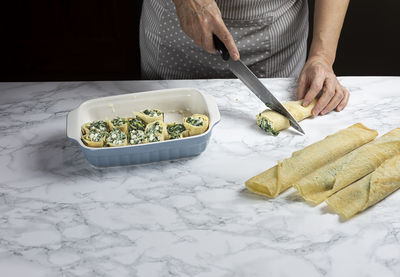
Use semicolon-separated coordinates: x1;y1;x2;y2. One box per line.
66;88;220;167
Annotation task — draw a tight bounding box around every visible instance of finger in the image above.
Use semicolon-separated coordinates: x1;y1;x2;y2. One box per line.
320;88;344;115
336;87;350;111
201;29;217;53
296;74;308;100
302;74;325;107
213;23;240;60
312;77;335;116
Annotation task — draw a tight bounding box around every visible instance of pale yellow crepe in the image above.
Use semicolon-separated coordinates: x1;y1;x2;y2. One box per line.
257;100;317;135
245;123;378;197
326;154;400;219
183;114;209;136
294;128;400;204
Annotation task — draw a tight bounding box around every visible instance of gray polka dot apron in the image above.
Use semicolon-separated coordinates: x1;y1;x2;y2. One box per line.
140;0;308;79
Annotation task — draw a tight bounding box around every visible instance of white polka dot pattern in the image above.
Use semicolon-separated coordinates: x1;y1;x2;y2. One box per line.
140;0;308;80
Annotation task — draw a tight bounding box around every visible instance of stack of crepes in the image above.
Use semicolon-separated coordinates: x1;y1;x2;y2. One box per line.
245;124;400;219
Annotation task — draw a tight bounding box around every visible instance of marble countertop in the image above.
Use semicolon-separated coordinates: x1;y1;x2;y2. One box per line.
1;77;400;277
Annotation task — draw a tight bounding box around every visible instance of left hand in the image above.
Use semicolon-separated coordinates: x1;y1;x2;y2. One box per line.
297;56;350;116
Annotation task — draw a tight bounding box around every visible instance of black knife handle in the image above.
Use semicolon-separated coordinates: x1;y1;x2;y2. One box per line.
213;34;230;61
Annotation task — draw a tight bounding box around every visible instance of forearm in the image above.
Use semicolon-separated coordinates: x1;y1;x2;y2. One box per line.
309;0;350;66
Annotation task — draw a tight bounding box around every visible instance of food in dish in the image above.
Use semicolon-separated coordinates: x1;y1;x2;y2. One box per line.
129;129;147;145
145;120;166;142
245;123;378;197
106;129;128;147
293;128;400;204
107;116;128;133
167;122;187;139
326;154;400;219
136;108;164;124
257;100;317;135
183;114;209;136
128;116;146;131
81;109;209;148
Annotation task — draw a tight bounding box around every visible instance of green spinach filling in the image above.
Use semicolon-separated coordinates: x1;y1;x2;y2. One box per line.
167;123;186;139
143;109;162;117
128;117;145;131
146;122;162;142
111;116;126;127
106;129;126;145
258;116;279;136
88;131;106;142
129;129;147;144
186;116;203;127
88;120;108;132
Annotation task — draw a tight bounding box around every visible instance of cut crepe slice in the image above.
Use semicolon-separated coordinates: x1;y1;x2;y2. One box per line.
257;100;317;135
245;123;378;198
136;109;164;124
326;154;400;219
183;114;209;136
294;128;400;205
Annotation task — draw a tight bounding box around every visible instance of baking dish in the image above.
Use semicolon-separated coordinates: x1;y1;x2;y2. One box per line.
66;88;220;167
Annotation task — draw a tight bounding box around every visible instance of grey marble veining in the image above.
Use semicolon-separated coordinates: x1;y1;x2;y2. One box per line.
1;77;400;277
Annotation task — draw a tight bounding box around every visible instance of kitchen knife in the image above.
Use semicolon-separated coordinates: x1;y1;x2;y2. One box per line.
213;35;305;135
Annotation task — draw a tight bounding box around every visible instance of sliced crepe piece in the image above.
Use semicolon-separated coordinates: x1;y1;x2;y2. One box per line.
145;120;166;143
127;116;146;131
106;117;128;133
294;128;400;205
326;154;400;219
183;114;209;136
129;129;147;145
136;109;164;124
166;122;188;139
105;129;128;147
81;131;107;147
245;123;378;198
257;99;317;135
81;120;108;135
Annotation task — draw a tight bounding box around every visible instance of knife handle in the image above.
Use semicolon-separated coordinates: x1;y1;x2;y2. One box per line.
213;34;230;61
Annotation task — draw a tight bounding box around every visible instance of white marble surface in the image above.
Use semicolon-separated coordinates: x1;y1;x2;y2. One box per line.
1;77;400;277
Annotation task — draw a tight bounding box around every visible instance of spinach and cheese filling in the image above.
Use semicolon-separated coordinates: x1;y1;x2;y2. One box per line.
136;108;164;124
106;129;127;146
88;130;107;142
167;123;186;139
111;116;126;127
129;129;147;145
257;116;279;136
185;116;203;126
143;109;162;117
183;114;209;136
88;120;108;132
145;121;164;142
128;117;146;131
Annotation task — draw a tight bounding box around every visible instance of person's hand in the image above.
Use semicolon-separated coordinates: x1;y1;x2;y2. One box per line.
173;0;240;60
297;56;350;116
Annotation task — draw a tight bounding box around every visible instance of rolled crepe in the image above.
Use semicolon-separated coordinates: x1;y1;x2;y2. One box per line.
294;128;400;204
326;154;400;219
145;120;166;142
81;132;107;147
127;116;146;131
183;114;209;136
106;117;128;133
257;100;317;135
166;122;188;139
136;109;164;124
105;129;128;147
245;123;378;198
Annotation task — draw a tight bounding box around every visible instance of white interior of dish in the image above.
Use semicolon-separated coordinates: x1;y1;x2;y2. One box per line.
67;88;220;147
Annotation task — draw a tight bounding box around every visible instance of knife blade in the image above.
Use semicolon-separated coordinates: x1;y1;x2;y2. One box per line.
213;35;304;135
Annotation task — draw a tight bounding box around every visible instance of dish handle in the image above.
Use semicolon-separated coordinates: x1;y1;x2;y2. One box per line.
66;108;79;141
203;93;221;126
